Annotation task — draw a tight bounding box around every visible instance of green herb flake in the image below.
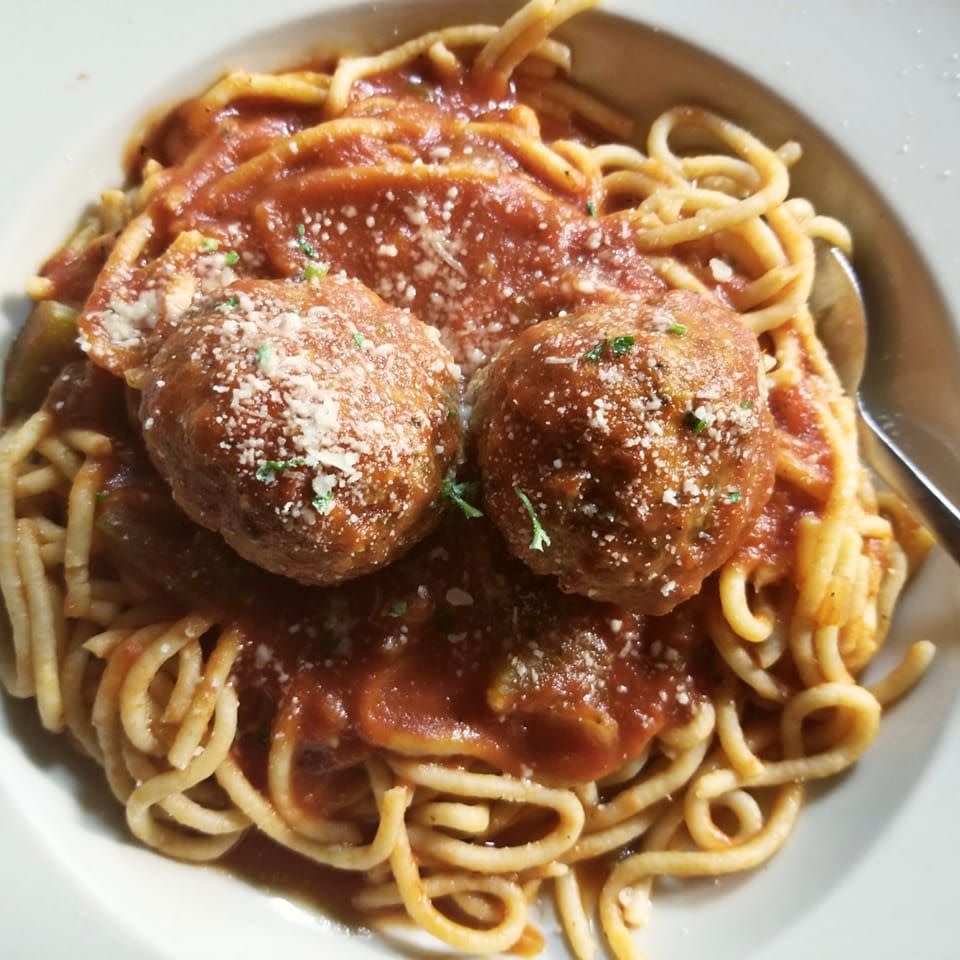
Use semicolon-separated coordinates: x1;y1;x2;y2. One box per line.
256;723;270;747
255;457;307;482
312;490;335;515
224;296;240;308
684;411;708;434
515;487;551;552
254;344;271;366
303;261;329;283
224;250;240;266
387;601;407;618
296;223;319;259
586;199;598;216
584;337;635;362
740;400;753;409
583;341;605;363
351;332;366;349
727;490;741;503
200;236;220;253
442;477;483;519
667;322;688;336
95;490;109;503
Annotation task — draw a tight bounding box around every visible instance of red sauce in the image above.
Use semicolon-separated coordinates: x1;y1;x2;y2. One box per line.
249;516;707;785
84;435;706;785
80;67;663;379
35;56;836;795
41;357;705;786
733;367;833;577
40;236;114;307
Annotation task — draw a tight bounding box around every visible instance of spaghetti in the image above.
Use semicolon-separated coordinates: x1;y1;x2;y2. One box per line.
0;1;935;957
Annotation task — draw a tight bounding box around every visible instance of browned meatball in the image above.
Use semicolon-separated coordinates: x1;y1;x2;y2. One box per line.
140;277;462;584
469;290;775;613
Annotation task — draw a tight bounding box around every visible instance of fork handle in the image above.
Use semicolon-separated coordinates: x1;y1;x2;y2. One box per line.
859;404;960;564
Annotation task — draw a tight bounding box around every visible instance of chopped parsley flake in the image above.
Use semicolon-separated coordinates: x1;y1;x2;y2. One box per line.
586;199;598;216
584;337;635;362
387;601;407;617
515;487;551;552
255;457;306;482
442;477;483;519
296;223;319;259
684;411;708;434
200;236;219;253
224;250;240;266
351;332;366;348
254;344;271;366
312;490;335;514
303;262;329;282
727;490;742;503
95;490;109;503
224;296;239;308
667;322;688;335
740;400;753;409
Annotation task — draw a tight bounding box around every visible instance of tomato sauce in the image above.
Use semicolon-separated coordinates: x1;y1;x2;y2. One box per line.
34;56;834;795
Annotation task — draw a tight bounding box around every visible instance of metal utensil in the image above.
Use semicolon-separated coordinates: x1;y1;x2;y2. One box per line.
809;245;960;562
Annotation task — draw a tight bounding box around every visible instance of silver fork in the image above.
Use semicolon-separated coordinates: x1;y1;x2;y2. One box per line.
809;245;960;563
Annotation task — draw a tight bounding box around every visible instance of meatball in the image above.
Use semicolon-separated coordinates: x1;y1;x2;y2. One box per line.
469;290;775;614
140;277;462;584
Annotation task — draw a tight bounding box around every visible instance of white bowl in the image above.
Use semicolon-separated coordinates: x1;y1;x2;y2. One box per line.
1;2;958;958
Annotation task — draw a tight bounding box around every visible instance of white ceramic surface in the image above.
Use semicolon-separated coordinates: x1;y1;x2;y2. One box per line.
1;2;958;958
